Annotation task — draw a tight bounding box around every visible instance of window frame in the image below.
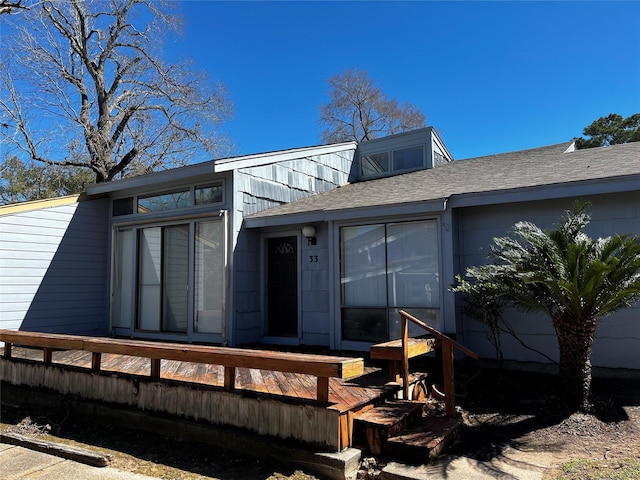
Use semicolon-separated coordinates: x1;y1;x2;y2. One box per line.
111;181;225;219
338;217;442;346
110;213;227;343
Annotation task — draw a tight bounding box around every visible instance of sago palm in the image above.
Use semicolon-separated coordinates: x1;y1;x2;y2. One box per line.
456;202;640;410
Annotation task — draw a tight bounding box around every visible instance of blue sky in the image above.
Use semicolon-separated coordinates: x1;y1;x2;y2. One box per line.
169;1;640;160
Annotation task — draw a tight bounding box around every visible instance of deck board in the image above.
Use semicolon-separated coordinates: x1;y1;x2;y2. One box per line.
4;346;392;414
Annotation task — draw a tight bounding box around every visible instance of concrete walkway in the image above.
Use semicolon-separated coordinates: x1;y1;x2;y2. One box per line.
380;447;558;479
1;438;560;480
0;442;157;480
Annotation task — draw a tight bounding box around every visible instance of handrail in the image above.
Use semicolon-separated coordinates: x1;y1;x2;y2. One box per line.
0;330;364;404
399;310;478;418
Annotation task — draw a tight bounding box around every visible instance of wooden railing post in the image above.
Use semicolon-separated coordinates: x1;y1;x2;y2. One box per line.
401;313;410;400
224;366;236;391
317;376;329;403
442;341;456;418
4;342;12;359
91;352;101;372
150;358;161;379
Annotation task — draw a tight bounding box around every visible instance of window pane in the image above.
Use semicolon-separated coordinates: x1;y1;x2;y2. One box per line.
162;225;189;333
195;220;224;333
387;221;439;308
195;185;223;205
138;191;190;213
112;229;133;327
340;220;441;343
341;225;387;307
137;225;189;333
394;146;424;171
138;228;162;331
342;308;387;343
388;308;441;340
361;152;389;176
113;197;133;216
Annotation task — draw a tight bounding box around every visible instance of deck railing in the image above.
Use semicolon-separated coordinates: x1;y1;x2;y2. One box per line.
0;330;365;404
398;310;478;417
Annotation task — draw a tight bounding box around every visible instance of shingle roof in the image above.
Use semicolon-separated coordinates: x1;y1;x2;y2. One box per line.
247;141;640;220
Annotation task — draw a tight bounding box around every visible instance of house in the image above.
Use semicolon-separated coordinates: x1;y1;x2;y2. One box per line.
1;128;639;372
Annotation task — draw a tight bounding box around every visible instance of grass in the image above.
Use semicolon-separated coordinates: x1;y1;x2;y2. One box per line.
550;458;640;480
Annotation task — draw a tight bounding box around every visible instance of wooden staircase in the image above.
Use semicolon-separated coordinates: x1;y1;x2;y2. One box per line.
353;400;462;460
352;310;477;462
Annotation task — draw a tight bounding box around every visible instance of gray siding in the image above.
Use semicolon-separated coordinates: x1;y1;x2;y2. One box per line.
300;223;331;346
237;150;355;217
457;192;640;370
232;150;355;345
0;199;109;335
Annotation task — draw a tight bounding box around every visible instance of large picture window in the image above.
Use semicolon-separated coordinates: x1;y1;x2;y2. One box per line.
112;218;225;338
340;220;440;342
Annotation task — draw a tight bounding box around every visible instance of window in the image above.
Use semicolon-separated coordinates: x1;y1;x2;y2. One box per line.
113;183;224;217
138;190;190;213
361;153;390;176
194;220;224;333
394;146;424;171
359;147;425;178
195;185;223;205
112;217;225;337
113;197;134;216
340;220;440;342
137;225;189;332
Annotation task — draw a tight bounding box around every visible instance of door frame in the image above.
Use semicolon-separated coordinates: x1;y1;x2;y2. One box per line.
261;231;302;346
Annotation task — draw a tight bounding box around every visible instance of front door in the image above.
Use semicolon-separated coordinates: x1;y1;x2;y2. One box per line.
266;236;298;337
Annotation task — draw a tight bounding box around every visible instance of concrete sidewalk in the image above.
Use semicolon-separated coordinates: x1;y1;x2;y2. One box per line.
380;447;557;479
1;438;557;480
0;442;157;480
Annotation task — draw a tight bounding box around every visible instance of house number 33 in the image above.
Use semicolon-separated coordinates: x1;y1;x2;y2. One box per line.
309;255;318;263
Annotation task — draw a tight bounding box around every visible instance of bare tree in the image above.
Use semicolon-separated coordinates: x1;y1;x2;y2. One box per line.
319;68;426;144
0;0;36;14
0;0;233;183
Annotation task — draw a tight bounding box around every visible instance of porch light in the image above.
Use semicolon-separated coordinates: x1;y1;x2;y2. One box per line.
302;225;317;246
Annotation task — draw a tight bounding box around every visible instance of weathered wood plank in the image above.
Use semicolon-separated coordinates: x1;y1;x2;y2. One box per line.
224;366;236;390
0;432;111;467
150;358;161;378
370;337;437;361
0;331;365;404
91;352;101;371
80;336;364;379
43;348;53;364
0;330;85;351
317;376;330;404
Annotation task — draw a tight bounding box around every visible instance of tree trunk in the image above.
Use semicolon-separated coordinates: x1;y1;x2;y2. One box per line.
554;314;598;411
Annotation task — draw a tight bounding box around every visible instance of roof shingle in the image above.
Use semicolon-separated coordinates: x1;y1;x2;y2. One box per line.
247;141;640;220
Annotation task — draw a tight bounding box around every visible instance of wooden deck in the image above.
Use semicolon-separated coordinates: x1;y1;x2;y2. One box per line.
3;346;391;415
1;344;410;451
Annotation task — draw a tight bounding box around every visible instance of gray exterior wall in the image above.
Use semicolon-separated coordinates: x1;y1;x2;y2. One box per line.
456;192;640;370
231;149;356;345
0;198;110;335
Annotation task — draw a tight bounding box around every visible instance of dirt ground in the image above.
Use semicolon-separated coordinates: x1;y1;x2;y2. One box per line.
1;368;639;480
444;368;640;473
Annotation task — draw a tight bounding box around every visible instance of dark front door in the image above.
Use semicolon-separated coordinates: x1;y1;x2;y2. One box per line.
267;236;298;337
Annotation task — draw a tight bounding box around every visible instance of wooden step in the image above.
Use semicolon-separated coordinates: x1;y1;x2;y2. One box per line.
370;337;437;361
353;400;424;455
385;416;462;461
